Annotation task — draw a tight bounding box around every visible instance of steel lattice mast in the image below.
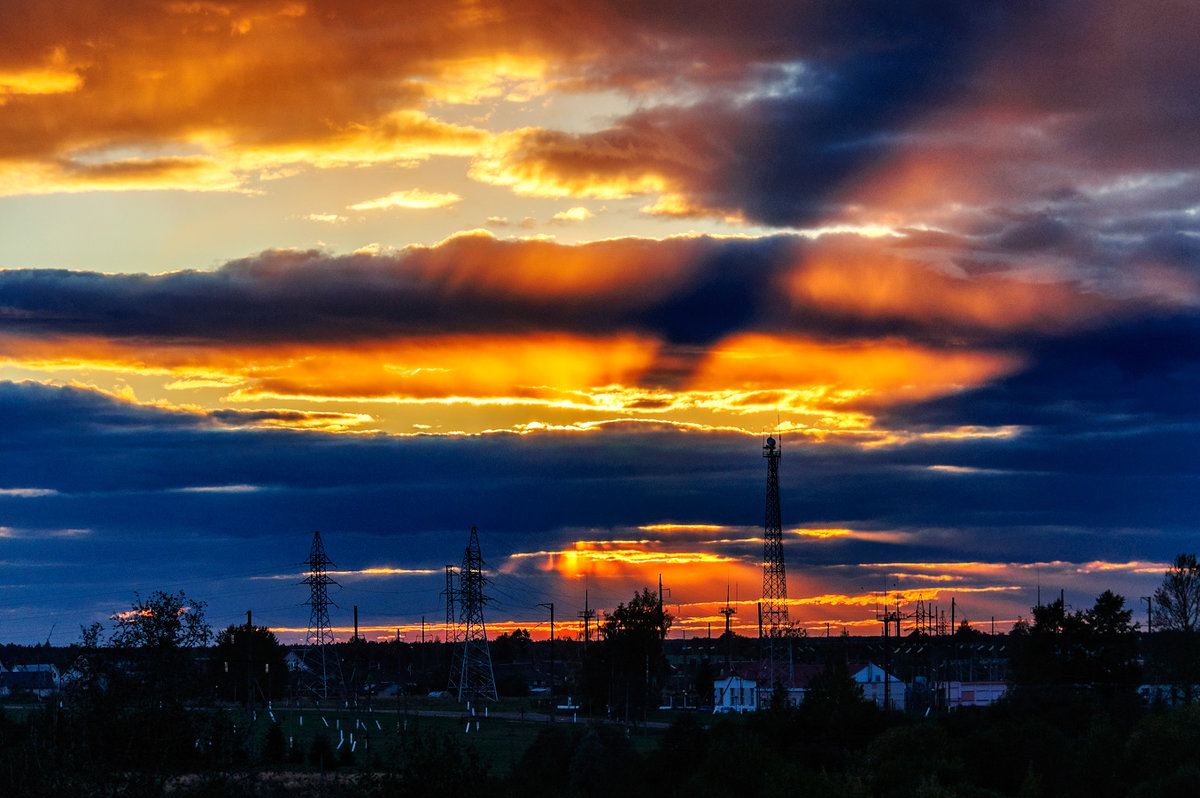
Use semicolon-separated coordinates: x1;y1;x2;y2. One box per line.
451;526;498;702
760;434;788;636
302;530;342;698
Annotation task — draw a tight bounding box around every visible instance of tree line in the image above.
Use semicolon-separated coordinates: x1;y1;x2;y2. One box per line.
4;556;1200;795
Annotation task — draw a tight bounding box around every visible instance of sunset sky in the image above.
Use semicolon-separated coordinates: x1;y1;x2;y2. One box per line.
3;1;1199;645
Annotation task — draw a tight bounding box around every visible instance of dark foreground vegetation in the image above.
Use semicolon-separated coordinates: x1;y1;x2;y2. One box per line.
7;686;1200;797
5;556;1200;796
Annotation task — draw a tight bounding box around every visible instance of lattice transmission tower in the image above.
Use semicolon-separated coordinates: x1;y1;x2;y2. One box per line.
449;526;498;702
301;530;344;698
444;563;463;695
760;434;789;675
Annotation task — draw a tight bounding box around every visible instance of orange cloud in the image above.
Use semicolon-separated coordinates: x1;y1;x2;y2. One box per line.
349;189;462;211
793;528;853;539
689;333;1022;406
464;97;756;209
231;334;660;402
793;586;1020;608
787;242;1119;334
251;567;439;581
0;55;83;97
394;230;705;302
471;127;674;199
419;54;551;105
0;332;661;404
640;193;745;223
509;543;739;574
1074;560;1168;575
0;5;511;195
504;538;761;603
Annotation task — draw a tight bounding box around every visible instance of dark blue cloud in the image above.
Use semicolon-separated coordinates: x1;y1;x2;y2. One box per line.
3;372;1197;642
885;314;1200;431
2;239;791;347
7;232;1191;358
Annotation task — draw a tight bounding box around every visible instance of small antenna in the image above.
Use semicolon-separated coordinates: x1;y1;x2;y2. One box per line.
719;582;736;672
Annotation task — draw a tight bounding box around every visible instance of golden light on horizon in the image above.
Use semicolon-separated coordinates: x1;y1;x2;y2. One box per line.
689;333;1023;405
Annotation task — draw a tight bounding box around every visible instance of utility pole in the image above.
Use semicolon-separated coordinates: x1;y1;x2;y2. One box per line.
578;589;595;648
445;564;462;697
951;597;957;684
352;605;360;707
1142;596;1153;634
443;565;456;642
657;574;671;640
540;602;555;721
246;610;254;714
719;584;736;674
877;600;901;711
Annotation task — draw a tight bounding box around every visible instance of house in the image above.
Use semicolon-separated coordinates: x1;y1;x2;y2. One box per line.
713;675;757;712
284;650;314;675
766;663;825;708
946;680;1007;708
737;662;901;710
0;663;61;699
850;662;906;710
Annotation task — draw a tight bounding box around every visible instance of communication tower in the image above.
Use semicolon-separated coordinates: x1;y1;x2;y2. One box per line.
761;434;788;624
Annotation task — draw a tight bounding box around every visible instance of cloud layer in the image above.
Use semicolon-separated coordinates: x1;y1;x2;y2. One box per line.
3;1;1199;643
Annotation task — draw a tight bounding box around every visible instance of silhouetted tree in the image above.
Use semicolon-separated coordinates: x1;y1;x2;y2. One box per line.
955;619;986;640
308;734;337;771
803;657;866;715
492;628;532;664
1009;597;1088;687
1153;554;1200;633
1152;554;1200;701
1085;589;1140;695
397;731;489;798
262;721;287;764
40;591;214;780
110;590;211;649
1009;592;1140;696
211;624;289;704
110;589;211;705
601;587;672;721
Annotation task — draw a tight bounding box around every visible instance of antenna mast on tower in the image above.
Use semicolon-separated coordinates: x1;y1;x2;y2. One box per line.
719;582;737;674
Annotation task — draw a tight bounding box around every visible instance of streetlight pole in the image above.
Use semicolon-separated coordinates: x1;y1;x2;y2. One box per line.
539;602;555;721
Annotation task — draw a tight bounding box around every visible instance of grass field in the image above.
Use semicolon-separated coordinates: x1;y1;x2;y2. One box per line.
211;695;676;776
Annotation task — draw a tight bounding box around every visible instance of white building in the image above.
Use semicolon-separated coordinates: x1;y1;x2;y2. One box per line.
0;663;61;699
945;680;1007;708
850;662;906;710
713;675;758;712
